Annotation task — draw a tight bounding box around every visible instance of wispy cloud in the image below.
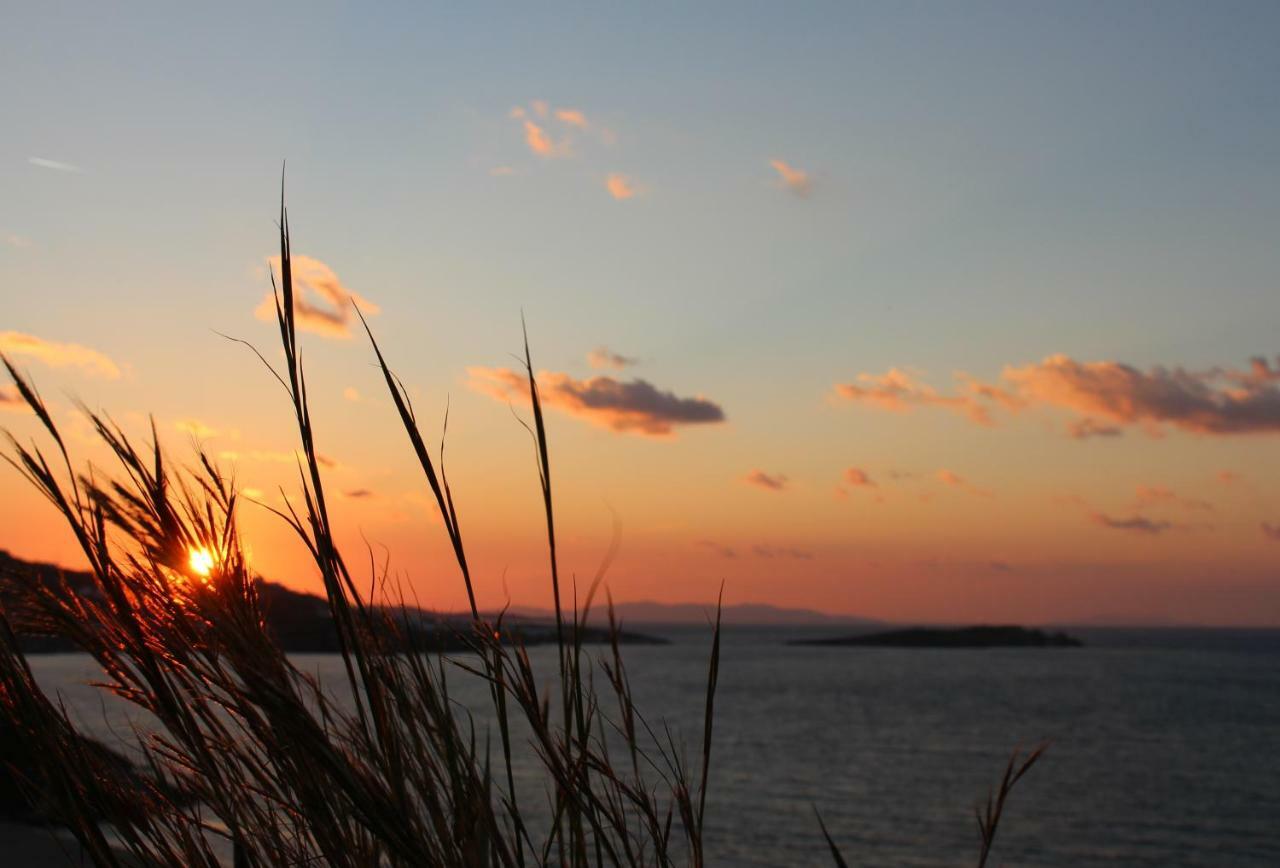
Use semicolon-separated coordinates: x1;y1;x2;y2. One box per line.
344;489;374;499
468;367;725;437
833;368;998;425
843;467;877;488
696;540;737;559
769;159;812;197
0;331;120;379
836;353;1280;437
1262;523;1280;542
555;108;589;128
175;418;220;439
936;469;991;497
605;173;639;200
29;156;83;173
5;234;33;249
522;119;570;158
1133;485;1213;513
1090;512;1174;535
489;165;517;177
1066;418;1124;439
587;346;639;370
743;469;788;492
0;384;30;413
253;254;380;339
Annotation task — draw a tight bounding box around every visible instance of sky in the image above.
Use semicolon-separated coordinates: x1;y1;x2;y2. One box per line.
3;1;1280;624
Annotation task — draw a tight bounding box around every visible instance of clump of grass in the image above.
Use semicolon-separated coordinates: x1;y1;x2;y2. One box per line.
0;201;722;867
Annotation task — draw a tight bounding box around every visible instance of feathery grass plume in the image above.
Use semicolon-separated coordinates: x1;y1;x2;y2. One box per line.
0;197;722;867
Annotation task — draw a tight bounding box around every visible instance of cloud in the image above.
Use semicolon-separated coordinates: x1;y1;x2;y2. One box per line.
843;467;877;488
0;384;30;414
1067;418;1124;439
344;489;374;499
175;418;219;439
468;367;725;437
5;234;32;249
587;346;639;370
343;387;361;402
606;173;639;200
752;544;813;560
1001;354;1280;435
1262;523;1280;542
254;254;379;339
743;470;788;492
29;156;83;173
522;119;566;157
489;166;516;176
530;100;550;119
769;159;812;197
1218;470;1242;486
555;108;589;128
833;368;996;425
0;332;120;379
936;469;991;497
1090;512;1174;535
836;353;1280;437
696;540;737;559
1133;485;1213;513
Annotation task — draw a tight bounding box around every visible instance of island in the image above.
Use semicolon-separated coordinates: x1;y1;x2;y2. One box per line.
789;625;1082;648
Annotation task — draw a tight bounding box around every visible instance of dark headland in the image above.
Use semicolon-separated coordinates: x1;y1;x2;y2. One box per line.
0;550;667;653
789;625;1083;648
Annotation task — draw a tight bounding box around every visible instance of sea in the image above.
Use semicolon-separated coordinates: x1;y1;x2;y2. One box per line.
26;625;1280;867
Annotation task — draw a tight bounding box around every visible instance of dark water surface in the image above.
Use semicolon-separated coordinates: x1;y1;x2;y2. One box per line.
29;626;1280;866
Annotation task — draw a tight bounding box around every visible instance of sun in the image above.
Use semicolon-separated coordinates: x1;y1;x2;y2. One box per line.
187;546;216;578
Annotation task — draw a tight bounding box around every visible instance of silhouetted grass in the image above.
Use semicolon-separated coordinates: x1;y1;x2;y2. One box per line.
0;199;1043;866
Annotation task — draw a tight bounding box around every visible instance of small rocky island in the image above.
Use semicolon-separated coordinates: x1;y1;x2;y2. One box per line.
790;625;1082;648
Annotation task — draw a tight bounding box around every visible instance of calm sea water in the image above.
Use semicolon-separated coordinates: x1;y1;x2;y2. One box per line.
28;626;1280;866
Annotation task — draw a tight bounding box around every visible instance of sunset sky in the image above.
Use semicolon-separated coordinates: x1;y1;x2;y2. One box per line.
4;2;1280;624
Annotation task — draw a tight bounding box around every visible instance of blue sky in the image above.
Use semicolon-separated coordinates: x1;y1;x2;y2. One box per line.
4;2;1280;622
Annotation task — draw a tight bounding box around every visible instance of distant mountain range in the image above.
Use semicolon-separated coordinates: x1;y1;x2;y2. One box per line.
0;550;665;652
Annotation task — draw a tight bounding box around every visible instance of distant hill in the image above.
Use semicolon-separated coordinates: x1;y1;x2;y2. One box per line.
0;550;665;652
509;600;882;628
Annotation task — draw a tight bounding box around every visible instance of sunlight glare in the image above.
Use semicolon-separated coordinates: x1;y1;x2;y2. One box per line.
188;546;216;578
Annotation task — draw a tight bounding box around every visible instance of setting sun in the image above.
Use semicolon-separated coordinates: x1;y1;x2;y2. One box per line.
187;546;216;578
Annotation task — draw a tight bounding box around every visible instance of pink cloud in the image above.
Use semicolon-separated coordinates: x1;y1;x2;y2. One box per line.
769;159;812;197
606;173;639;200
254;255;379;339
468;366;725;437
0;331;120;379
587;347;639;370
743;470;788;492
844;467;877;488
836;353;1280;437
555;108;589;128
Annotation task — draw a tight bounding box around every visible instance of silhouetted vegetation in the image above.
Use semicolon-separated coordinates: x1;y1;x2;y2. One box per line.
0;200;1040;866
